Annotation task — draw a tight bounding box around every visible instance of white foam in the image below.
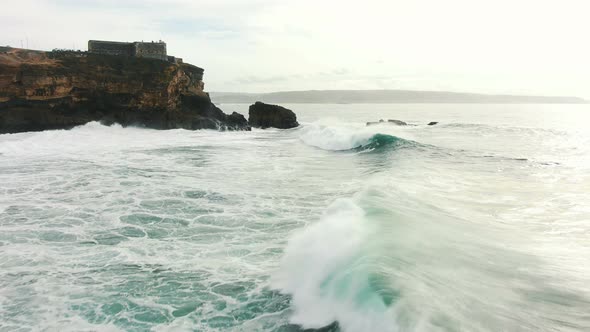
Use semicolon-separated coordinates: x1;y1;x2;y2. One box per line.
0;121;255;159
272;198;397;331
298;119;418;151
299;122;375;151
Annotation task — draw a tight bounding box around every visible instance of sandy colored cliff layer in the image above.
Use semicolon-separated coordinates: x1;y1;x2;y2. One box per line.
0;48;248;133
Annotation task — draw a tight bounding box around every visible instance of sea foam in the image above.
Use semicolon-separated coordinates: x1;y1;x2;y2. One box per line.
272;198;397;331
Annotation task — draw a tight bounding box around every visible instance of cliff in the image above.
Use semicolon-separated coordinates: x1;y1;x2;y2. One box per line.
0;47;249;134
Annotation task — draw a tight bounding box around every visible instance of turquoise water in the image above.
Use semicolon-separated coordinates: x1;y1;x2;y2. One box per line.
0;104;589;331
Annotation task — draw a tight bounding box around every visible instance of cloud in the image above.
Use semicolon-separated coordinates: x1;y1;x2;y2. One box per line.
230;69;354;86
158;18;242;39
1;0;589;97
222;68;443;93
48;0;150;10
234;75;292;84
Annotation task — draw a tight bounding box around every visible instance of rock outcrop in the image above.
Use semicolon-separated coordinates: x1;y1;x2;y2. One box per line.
0;48;250;134
366;119;408;126
387;119;407;126
248;102;299;129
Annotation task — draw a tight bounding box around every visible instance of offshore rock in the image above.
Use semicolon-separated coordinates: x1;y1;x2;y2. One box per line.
248;101;299;129
366;119;408;126
428;121;439;126
387;119;407;126
0;47;250;134
366;119;385;126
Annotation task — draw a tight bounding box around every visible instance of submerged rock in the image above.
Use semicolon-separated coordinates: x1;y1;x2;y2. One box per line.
248;101;299;129
0;48;250;133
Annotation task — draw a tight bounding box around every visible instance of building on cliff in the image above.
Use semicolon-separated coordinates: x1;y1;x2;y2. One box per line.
88;40;173;62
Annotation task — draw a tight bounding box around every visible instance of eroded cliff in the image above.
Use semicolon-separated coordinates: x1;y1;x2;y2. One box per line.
0;48;249;133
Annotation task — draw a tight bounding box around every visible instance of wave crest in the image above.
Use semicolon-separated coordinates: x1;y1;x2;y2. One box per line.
299;123;414;152
271;198;397;331
354;133;409;152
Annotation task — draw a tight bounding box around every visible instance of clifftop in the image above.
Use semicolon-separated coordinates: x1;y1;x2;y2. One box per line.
0;48;249;133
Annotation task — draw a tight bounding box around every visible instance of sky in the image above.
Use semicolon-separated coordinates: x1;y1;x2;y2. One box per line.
2;0;590;97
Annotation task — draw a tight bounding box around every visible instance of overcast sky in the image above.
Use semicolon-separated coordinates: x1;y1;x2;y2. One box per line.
2;0;589;97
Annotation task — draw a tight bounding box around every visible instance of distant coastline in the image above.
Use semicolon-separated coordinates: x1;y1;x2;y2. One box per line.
211;90;588;104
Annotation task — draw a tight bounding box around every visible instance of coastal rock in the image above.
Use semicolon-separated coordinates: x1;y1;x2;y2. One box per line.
366;119;408;126
0;48;250;134
248;102;299;129
366;119;385;126
225;112;250;130
387;119;407;126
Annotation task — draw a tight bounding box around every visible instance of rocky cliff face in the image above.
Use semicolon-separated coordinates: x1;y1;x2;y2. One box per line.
0;48;249;134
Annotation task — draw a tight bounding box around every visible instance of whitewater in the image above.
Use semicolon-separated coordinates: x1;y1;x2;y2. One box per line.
0;104;589;332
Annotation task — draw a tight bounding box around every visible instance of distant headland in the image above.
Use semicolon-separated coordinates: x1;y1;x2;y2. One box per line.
211;90;588;104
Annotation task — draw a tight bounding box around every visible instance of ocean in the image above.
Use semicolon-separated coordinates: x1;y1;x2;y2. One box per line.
0;104;589;332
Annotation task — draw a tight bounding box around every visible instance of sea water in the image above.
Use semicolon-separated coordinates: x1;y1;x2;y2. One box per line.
0;104;589;331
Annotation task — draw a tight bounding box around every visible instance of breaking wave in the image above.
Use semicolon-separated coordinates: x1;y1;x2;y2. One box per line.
271;198;397;332
272;184;590;332
299;122;416;152
353;133;411;152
